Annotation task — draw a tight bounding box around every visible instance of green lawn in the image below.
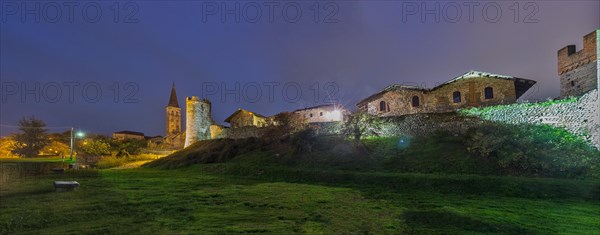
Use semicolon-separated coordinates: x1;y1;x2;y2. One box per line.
1;166;599;234
0;157;72;163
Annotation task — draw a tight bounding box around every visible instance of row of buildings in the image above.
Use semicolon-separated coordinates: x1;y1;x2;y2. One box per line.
114;29;599;150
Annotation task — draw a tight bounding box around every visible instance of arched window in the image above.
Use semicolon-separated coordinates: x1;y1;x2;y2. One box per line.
412;96;420;107
379;101;387;112
453;91;461;103
484;87;494;99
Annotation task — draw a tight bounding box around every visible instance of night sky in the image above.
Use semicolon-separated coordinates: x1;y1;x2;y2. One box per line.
1;1;599;137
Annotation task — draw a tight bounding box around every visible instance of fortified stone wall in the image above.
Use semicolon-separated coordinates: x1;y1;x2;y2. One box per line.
184;96;214;147
217;126;263;139
558;30;598;97
462;89;599;148
377;113;483;137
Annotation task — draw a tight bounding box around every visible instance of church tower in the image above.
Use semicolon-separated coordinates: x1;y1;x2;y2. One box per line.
166;82;181;135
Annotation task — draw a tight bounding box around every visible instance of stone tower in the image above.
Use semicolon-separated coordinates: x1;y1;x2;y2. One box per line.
184;96;214;147
166;82;181;136
557;30;599;98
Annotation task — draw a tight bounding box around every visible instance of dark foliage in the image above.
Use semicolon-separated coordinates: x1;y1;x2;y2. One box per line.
11;116;50;158
465;123;600;178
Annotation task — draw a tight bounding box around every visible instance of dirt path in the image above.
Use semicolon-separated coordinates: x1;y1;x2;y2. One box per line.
112;160;152;169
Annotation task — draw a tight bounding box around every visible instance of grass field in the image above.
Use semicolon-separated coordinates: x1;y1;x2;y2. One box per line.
1;134;599;234
1;164;599;234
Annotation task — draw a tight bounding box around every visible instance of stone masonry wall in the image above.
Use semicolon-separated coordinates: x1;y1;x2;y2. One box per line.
462;89;599;148
377;113;484;137
558;30;598;97
365;77;518;117
184;97;213;147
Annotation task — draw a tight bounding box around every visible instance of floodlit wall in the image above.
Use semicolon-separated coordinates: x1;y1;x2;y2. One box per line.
558;30;598;98
184;96;213;147
462;89;599;148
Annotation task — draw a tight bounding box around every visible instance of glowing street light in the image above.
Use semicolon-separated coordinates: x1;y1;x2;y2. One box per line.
69;128;85;162
76;131;85;138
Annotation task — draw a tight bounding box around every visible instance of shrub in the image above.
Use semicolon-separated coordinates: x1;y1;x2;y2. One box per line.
466;123;599;178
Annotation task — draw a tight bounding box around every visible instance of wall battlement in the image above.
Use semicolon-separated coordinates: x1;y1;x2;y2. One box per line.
558;30;599;97
558;31;597;75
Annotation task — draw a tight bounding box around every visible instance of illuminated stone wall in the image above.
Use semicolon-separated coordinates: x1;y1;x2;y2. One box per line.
184;96;214;147
558;30;598;98
216;126;262;139
462;89;599;148
377;113;483;137
361;76;521;117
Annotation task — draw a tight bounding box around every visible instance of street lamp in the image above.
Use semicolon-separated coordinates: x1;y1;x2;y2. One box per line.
69;128;85;161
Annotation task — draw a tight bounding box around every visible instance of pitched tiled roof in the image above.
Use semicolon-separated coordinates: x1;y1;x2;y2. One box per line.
356;70;537;106
224;109;266;123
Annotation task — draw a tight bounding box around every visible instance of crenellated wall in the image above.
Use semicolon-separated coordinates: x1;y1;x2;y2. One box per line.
558;30;599;98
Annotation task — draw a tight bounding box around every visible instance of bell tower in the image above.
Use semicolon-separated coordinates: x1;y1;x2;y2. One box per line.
166;82;181;135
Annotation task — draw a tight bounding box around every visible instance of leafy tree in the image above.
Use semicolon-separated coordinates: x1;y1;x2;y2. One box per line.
10;116;50;158
111;139;147;157
78;137;112;156
342;111;383;144
0;137;17;158
40;140;70;156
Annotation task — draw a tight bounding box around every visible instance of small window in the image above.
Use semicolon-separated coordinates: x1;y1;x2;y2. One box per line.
484;87;494;99
320;112;323;116
570;81;576;87
453;91;461;103
310;113;313;117
379;101;387;112
412;96;420;107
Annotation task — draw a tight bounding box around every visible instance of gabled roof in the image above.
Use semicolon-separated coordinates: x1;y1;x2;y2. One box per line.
167;82;179;108
356;70;537;106
293;103;347;112
431;70;537;98
357;85;427;106
224;109;266;123
113;130;145;136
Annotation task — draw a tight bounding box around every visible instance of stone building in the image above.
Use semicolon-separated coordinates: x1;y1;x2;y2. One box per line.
166;83;182;135
293;103;350;123
164;83;185;149
357;70;536;117
183;96;224;147
225;108;268;128
112;130;145;141
558;29;599;98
